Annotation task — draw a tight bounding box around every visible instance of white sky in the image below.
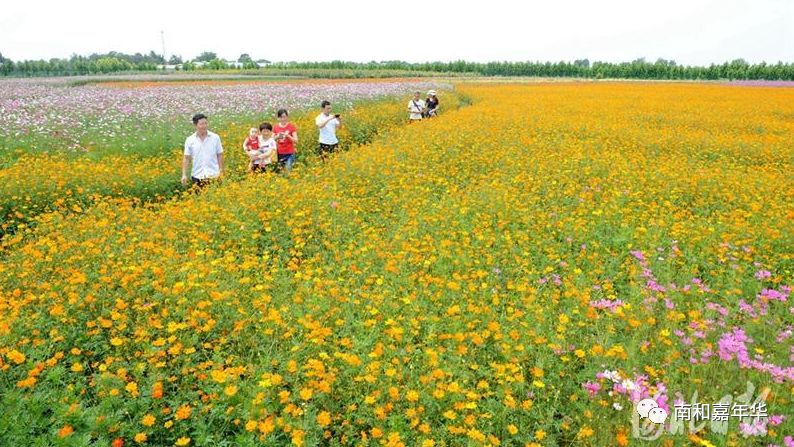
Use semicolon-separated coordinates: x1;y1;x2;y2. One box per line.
1;0;791;65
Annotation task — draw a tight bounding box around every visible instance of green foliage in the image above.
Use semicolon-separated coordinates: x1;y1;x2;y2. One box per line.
195;51;218;62
4;54;794;80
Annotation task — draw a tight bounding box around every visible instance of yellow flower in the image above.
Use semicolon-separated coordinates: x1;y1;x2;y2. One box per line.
407;390;420;402
317;411;331;427
126;381;139;397
175;437;191;446
141;414;156;427
110;337;124;347
578;426;594;438
291;429;305;446
224;385;238;397
210;369;227;383
7;350;26;365
535;430;546;440
507;424;518;435
134;432;148;443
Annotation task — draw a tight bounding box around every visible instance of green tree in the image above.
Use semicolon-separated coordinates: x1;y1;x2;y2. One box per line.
195;52;218;62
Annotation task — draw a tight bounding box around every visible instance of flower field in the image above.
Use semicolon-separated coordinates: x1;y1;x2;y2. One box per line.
0;78;442;155
0;81;793;446
0;79;450;241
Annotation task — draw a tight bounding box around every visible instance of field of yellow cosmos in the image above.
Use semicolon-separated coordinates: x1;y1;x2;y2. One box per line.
0;81;792;446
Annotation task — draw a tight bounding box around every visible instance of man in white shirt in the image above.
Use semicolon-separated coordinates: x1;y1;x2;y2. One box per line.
407;91;426;121
182;113;224;187
315;100;341;161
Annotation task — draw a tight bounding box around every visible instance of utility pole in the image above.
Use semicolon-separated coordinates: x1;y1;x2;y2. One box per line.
161;30;166;70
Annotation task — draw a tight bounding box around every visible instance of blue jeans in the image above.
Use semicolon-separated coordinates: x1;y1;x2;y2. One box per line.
278;153;295;171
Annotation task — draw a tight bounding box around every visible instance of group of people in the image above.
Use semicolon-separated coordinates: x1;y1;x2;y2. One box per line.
181;103;333;186
241;108;302;173
408;90;440;121
182;90;439;186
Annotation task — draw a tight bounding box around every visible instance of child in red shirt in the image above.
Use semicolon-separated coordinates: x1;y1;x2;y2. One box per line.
243;127;261;172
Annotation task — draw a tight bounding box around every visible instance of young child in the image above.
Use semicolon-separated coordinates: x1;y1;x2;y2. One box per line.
252;122;277;171
243;127;261;172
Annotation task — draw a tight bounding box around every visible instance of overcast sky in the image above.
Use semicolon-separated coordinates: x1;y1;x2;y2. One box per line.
2;0;791;65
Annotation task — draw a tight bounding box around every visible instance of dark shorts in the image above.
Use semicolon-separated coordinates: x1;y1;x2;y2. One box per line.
191;176;212;187
318;143;338;158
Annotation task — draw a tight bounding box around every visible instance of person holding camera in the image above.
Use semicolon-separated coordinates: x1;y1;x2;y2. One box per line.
315;100;341;162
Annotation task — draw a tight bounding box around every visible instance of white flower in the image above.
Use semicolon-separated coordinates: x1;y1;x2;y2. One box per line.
613;402;623;411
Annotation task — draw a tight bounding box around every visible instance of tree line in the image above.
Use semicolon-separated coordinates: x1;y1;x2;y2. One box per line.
1;51;792;80
269;59;794;80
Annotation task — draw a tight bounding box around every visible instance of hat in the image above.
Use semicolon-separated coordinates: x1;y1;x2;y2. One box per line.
427;90;437;96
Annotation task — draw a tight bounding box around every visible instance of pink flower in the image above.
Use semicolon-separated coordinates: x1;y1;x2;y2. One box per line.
739;419;767;437
718;328;751;364
759;288;788;302
582;381;601;397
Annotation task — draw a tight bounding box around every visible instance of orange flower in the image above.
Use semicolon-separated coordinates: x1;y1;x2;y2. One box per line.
152;382;164;399
57;425;74;438
175;404;192;420
111;437;124;447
